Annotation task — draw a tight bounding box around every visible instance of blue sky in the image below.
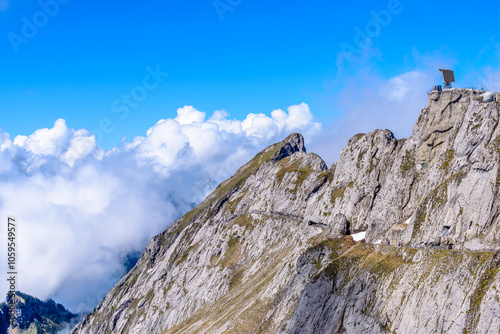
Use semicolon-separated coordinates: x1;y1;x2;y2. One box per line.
1;0;499;151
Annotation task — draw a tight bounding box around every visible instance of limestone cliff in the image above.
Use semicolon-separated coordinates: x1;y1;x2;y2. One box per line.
72;89;500;334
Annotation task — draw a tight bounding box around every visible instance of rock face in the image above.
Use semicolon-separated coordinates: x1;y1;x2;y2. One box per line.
0;291;76;334
72;89;500;334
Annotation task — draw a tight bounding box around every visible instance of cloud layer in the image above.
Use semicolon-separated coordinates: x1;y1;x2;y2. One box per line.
0;103;320;312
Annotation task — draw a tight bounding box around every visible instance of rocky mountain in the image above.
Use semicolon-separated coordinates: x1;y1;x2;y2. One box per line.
0;291;76;334
72;88;500;333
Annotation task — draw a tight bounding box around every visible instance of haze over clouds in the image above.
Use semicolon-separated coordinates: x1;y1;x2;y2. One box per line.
310;69;433;164
0;103;320;312
309;48;459;164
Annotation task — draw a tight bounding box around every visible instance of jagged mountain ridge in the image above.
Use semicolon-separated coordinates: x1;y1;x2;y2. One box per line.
72;89;500;333
0;291;76;334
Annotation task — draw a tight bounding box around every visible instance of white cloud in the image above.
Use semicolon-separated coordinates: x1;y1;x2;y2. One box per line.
0;103;320;312
284;103;317;130
16;118;70;156
60;132;96;167
134;104;321;177
175;105;206;125
241;113;275;138
0;132;12;151
381;71;428;101
239;103;320;140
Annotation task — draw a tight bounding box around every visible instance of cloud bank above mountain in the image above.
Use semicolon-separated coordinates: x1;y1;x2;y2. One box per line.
0;103;320;312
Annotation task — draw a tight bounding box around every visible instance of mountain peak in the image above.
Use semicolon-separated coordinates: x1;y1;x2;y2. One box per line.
271;132;306;162
0;291;76;334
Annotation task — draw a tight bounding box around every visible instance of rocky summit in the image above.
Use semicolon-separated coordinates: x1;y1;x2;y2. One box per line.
72;89;500;334
0;291;76;334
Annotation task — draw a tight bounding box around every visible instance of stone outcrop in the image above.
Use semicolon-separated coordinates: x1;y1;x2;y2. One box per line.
0;291;76;334
72;89;500;334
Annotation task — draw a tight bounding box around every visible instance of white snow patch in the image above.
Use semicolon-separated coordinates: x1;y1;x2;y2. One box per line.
374;240;381;244
351;231;366;241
